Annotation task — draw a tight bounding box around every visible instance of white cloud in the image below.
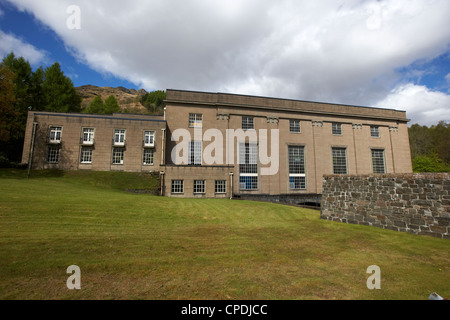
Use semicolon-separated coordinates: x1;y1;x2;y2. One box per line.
5;0;450;125
375;83;450;126
0;30;47;65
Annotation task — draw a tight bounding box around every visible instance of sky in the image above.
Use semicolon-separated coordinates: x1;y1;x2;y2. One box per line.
0;0;449;126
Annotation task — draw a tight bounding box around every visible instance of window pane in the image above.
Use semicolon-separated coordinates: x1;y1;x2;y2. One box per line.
83;128;94;142
332;147;347;174
144;131;155;145
80;147;93;163
112;148;124;164
288;146;305;174
143;149;154;165
49;127;62;142
239;176;258;190
332;123;342;135
239;143;258;174
371;149;385;173
193;180;205;193
289;120;301;133
171;180;184;193
47;146;60;163
370;126;380;137
215;180;226;193
289;176;306;189
188;141;202;165
189;113;203;127
242;116;254;130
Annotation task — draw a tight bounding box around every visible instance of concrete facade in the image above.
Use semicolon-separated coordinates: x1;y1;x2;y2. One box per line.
162;89;412;198
22;112;166;172
21;89;413;200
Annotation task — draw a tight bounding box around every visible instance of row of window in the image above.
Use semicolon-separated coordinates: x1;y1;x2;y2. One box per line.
47;146;155;166
237;144;385;191
188;113;381;137
48;127;156;147
171;179;227;194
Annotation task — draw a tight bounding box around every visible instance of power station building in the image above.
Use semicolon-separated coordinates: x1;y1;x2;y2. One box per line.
21;89;413;202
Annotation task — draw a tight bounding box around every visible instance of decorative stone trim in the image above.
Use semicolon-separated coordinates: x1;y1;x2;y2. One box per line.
216;113;230;120
312;120;323;127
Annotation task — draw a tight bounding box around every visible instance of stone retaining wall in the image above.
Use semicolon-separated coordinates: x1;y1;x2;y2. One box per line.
320;173;450;239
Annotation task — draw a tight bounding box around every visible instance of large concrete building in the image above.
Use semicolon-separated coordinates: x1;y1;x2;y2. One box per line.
21;89;413;202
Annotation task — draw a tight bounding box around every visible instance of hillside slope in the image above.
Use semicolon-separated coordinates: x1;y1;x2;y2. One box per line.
76;85;148;113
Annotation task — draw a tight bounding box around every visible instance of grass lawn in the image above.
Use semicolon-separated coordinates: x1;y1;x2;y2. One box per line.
0;169;449;300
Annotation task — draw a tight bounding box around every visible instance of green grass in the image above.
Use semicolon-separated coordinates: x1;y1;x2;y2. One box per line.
0;169;449;300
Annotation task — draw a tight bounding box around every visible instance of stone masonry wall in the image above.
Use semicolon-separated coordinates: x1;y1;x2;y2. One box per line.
320;173;450;239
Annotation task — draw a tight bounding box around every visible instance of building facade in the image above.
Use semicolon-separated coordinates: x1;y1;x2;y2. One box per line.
21;89;413;201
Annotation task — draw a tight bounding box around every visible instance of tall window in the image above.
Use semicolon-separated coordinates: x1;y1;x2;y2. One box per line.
242;116;254;130
47;146;60;163
239;143;258;190
215;180;226;194
370;126;380;137
143;149;154;165
332;123;342;135
112;148;124;164
49;126;62;143
188;141;202;165
144;131;155;147
289;120;301;133
288;146;306;189
80;147;93;164
193;180;205;194
82;128;94;144
371;149;385;173
189;113;203;128
332;147;347;174
114;129;126;146
171;180;184;193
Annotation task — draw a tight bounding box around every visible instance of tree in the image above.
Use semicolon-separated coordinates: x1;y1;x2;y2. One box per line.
412;153;450;173
104;95;120;114
84;95;120;114
42;62;82;113
409;121;450;173
84;96;104;114
0;64;18;143
141;90;165;114
1;52;82;164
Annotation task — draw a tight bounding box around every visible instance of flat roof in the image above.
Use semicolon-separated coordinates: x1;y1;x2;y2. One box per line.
164;89;409;122
29;111;166;123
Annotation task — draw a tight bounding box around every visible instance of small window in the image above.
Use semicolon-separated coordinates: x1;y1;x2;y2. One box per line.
49;126;62;143
370;126;380;138
171;180;184;193
215;180;226;193
82;128;94;145
143;148;154;165
332;123;342;135
80;146;93;164
112;148;124;164
371;149;385;174
114;129;126;146
242;116;254;130
193;180;205;194
144;131;155;147
289;120;301;133
332;147;347;174
47;146;60;163
189;113;203;128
